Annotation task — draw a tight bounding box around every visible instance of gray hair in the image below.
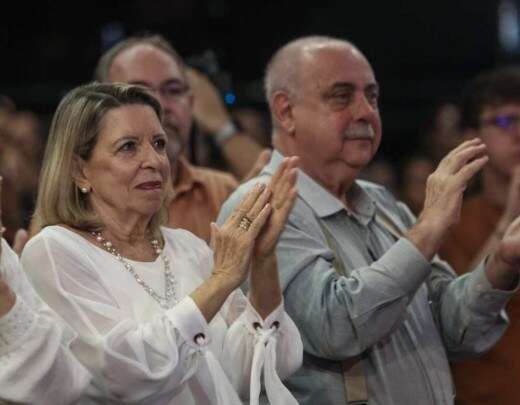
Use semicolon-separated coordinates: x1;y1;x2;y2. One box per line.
263;35;356;108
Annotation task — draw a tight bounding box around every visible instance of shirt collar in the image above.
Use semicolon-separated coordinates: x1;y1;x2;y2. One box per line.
263;150;375;224
173;156;205;195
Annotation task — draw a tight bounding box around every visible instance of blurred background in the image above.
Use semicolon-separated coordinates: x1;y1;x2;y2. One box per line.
0;0;519;235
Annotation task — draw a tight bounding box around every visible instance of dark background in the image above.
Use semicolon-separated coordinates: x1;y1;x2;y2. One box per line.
0;0;517;163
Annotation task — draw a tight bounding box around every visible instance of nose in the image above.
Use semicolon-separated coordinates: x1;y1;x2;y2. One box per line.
352;93;376;121
141;142;164;170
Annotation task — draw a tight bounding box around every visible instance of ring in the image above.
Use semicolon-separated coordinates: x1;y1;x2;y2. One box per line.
239;216;252;231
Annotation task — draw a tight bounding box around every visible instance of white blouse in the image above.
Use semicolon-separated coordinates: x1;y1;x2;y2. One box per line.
0;238;91;404
20;226;303;405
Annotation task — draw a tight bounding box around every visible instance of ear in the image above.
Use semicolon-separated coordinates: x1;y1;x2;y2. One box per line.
71;157;90;191
272;91;296;135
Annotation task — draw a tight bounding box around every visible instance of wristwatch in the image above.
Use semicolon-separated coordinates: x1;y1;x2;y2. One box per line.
214;121;239;147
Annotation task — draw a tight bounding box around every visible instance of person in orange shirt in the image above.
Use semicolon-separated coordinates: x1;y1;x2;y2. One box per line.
94;34;267;242
440;66;520;405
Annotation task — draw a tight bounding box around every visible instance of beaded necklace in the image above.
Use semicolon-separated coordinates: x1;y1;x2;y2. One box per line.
92;231;178;309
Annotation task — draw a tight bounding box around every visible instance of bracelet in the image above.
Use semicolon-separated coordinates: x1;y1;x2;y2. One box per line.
214;121;239;147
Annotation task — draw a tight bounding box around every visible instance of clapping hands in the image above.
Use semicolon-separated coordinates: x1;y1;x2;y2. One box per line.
210;157;298;288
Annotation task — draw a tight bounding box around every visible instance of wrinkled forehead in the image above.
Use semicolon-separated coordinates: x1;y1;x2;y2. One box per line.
108;44;186;86
299;44;376;92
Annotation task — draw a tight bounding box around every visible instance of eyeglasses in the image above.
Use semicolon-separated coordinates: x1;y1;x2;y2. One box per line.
142;81;191;102
481;114;520;132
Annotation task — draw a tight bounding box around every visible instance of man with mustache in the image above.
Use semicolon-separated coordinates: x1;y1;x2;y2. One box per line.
218;36;520;404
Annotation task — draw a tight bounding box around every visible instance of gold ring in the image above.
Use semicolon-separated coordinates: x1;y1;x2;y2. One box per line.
239;216;252;231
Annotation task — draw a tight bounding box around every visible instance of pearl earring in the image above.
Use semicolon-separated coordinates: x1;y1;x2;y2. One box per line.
80;187;89;194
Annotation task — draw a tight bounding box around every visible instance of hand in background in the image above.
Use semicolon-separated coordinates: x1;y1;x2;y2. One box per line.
186;68;231;135
242;148;272;183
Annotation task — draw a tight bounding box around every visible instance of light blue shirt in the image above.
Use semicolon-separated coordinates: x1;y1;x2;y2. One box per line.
217;150;514;405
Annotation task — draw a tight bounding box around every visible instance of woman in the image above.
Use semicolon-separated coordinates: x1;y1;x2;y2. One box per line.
21;82;302;404
0;176;91;404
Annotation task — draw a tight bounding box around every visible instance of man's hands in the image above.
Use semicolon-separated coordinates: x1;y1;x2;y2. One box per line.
186;68;231;135
407;139;488;260
187;68;265;179
498;166;520;232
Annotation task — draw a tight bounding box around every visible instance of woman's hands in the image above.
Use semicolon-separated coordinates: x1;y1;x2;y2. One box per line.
253;156;298;261
210;182;273;289
193;157;299;322
210;157;299;288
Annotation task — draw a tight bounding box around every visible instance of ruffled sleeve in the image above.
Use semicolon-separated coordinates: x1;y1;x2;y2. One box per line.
21;231;221;404
0;238;90;405
187;230;303;404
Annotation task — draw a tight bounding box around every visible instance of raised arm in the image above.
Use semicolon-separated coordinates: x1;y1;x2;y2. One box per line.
0;176;90;404
187;68;264;179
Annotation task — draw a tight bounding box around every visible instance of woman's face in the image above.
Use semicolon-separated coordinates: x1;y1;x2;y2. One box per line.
79;104;170;221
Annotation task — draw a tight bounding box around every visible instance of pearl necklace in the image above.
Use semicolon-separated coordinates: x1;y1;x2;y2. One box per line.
92;231;178;309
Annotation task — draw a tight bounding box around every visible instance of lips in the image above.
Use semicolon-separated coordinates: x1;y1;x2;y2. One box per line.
136;181;163;190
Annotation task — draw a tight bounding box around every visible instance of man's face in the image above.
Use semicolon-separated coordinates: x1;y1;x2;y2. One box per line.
476;102;520;179
289;45;382;189
107;44;194;161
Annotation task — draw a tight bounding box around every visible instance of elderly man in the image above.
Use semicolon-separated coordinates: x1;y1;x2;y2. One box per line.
218;36;520;404
95;34;265;242
440;67;520;404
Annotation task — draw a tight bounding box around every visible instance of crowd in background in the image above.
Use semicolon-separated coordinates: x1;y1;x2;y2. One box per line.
2;30;520;405
0;86;461;242
0;97;43;243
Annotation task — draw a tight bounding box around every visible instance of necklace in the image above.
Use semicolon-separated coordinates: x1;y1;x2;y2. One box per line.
91;231;178;309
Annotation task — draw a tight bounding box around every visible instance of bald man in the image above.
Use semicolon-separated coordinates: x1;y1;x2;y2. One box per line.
218;36;520;405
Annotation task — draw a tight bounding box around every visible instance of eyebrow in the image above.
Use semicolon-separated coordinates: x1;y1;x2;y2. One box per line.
112;135;139;147
323;82;379;96
128;78;187;88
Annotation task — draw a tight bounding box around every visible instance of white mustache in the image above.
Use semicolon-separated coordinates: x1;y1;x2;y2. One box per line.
342;124;375;140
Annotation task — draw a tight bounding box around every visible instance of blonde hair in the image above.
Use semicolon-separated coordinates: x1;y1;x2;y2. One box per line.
34;82;172;239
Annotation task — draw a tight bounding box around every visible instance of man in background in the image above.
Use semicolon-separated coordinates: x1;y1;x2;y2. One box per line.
441;66;520;405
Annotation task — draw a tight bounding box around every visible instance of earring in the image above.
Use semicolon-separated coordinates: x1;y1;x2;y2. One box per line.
80;187;89;194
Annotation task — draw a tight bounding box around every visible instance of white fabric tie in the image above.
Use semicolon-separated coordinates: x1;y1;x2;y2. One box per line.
250;325;299;405
187;334;243;405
